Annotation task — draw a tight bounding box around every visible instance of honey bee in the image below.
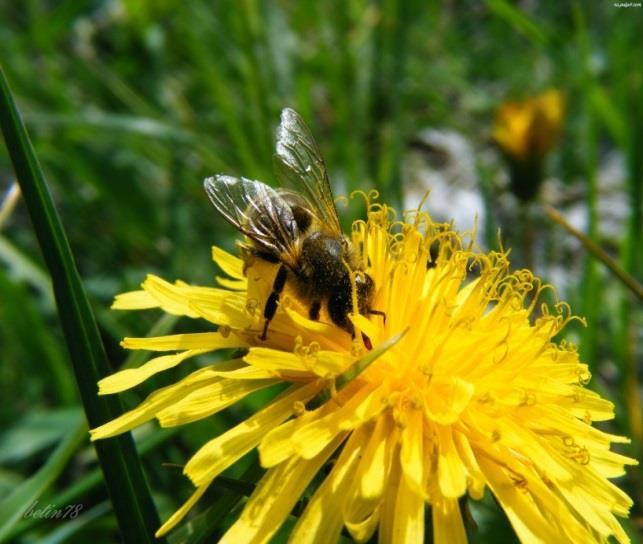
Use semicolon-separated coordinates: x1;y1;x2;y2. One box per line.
204;108;382;347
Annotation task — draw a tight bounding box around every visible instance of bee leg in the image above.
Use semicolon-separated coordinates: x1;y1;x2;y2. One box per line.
261;265;288;340
345;319;374;351
368;309;386;325
308;301;321;321
359;309;385;350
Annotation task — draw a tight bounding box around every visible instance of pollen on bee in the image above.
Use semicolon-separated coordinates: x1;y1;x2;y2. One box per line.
350;339;365;357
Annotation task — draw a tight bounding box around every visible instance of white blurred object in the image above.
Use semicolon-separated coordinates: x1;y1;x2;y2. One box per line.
542;151;628;296
541;151;627;240
403;128;484;241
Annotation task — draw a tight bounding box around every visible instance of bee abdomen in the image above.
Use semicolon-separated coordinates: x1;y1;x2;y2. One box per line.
300;233;347;290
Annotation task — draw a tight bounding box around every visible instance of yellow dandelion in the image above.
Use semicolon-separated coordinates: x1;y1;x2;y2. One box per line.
90;193;637;543
492;89;564;162
492;89;564;201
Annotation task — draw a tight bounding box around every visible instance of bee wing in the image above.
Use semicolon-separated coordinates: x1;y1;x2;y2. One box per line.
204;175;300;268
273;108;342;235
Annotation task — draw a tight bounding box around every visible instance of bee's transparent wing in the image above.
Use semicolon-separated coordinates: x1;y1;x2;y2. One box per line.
273;108;342;235
204;175;300;267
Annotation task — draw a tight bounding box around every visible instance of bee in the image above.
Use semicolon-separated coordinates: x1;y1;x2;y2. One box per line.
204;108;382;348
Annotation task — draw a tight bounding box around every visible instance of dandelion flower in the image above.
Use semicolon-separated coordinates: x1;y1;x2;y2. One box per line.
492;89;564;201
90;192;636;543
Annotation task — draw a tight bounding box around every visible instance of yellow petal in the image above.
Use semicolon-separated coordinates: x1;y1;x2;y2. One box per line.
452;430;485;500
497;419;573;482
539;89;564;126
203;364;277;381
564;388;615;421
139;275;200;317
244;346;353;378
142;274;231;319
313;351;355;376
344;505;381;543
285;306;336;334
290;427;368;544
156;377;279;427
349;313;380;344
220;434;346;544
587;444;638;478
552;481;618;539
559;453;635;518
400;407;424;495
424;376;474;425
343;419;396;542
215;276;247;290
357;414;394;501
184;381;324;486
377;442;401;544
391;465;425;543
98;349;209;394
189;293;249;328
90;364;235;440
112;290;157;310
507;460;596;542
478;455;559;543
432;497;466;544
436;424;467;498
155;480;213;537
291;385;380;459
259;414;313;468
122;331;246;351
212;245;245;279
259;381;366;467
245;347;303;372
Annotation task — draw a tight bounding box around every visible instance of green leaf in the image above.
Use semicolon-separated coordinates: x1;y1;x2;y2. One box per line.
337;327;409;389
39;501;112;544
0;65;163;543
0;413;85;544
0;234;54;309
0;409;81;464
9;428;180;542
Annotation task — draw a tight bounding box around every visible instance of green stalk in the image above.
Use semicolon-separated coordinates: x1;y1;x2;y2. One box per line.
573;5;599;369
618;22;642;505
367;0;415;209
0;66;163;543
546;207;643;300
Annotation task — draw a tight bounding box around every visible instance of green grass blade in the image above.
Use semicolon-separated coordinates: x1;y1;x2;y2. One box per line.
0;414;85;543
0;234;54;308
486;0;548;46
8;428;179;541
39;501;112;544
572;4;600;369
546;207;643;300
0;65;163;543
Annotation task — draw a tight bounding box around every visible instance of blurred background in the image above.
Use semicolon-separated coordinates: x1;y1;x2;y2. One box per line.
0;1;640;542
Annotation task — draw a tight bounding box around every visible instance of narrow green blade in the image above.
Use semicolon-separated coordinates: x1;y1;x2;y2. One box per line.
0;66;163;543
0;413;85;543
